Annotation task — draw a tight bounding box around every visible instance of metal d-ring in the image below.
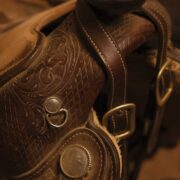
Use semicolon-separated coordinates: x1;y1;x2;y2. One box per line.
46;108;68;128
156;59;173;106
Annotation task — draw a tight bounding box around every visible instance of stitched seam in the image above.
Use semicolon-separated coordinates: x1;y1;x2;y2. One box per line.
97;21;129;133
110;156;114;180
92;110;122;178
98;23;127;103
108;154;113;180
76;14;116;108
19;131;103;179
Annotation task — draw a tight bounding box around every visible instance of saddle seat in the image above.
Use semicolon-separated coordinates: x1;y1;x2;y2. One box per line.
0;0;76;87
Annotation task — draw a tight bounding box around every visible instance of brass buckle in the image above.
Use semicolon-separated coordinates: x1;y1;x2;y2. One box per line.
156;59;173;107
102;103;136;141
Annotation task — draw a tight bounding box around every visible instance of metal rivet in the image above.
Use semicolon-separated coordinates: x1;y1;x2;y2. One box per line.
44;97;68;128
60;145;91;178
44;96;62;114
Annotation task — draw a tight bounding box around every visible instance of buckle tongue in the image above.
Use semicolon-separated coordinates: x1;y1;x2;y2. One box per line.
102;103;136;141
156;59;173;107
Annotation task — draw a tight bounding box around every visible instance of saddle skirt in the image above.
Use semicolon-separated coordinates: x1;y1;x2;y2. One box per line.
0;0;173;179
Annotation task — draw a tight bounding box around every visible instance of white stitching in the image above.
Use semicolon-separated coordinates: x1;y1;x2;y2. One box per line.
76;14;116;107
17;131;104;179
98;23;127;103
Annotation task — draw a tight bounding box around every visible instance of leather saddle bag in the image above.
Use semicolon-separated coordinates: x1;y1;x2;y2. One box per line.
0;0;174;179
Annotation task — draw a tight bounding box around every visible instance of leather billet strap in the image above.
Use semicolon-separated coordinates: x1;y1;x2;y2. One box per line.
75;0;136;140
142;1;173;153
76;0;127;108
142;1;170;70
75;0;135;179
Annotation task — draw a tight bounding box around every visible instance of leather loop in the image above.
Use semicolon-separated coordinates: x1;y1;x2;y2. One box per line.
142;1;173;153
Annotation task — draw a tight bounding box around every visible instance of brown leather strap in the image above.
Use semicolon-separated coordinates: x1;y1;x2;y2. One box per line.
75;0;132;144
75;0;136;143
142;1;170;70
75;1;131;179
142;0;173;153
76;0;127;110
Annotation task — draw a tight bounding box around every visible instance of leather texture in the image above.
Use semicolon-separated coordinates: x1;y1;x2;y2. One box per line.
0;0;173;179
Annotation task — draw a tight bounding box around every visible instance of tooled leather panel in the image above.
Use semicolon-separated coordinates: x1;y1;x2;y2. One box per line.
11;113;121;180
101;13;156;57
16;127;109;179
0;14;105;175
0;11;156;178
0;1;76;86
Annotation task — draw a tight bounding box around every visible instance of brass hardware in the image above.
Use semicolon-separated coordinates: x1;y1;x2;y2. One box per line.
60;144;91;178
102;103;136;141
44;96;68;128
156;60;173;107
46;108;68;128
44;96;63;114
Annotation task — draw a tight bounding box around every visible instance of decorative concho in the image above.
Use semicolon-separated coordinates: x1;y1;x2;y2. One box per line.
60;144;92;178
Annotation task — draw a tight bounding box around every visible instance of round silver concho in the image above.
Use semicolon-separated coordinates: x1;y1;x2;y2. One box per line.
60;145;92;179
43;96;68;128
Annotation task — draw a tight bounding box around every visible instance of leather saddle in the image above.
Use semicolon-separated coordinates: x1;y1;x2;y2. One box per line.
0;0;174;179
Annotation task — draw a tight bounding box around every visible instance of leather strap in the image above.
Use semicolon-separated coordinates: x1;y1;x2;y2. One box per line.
75;0;133;179
142;0;173;153
142;0;170;70
76;0;127;109
75;0;130;137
